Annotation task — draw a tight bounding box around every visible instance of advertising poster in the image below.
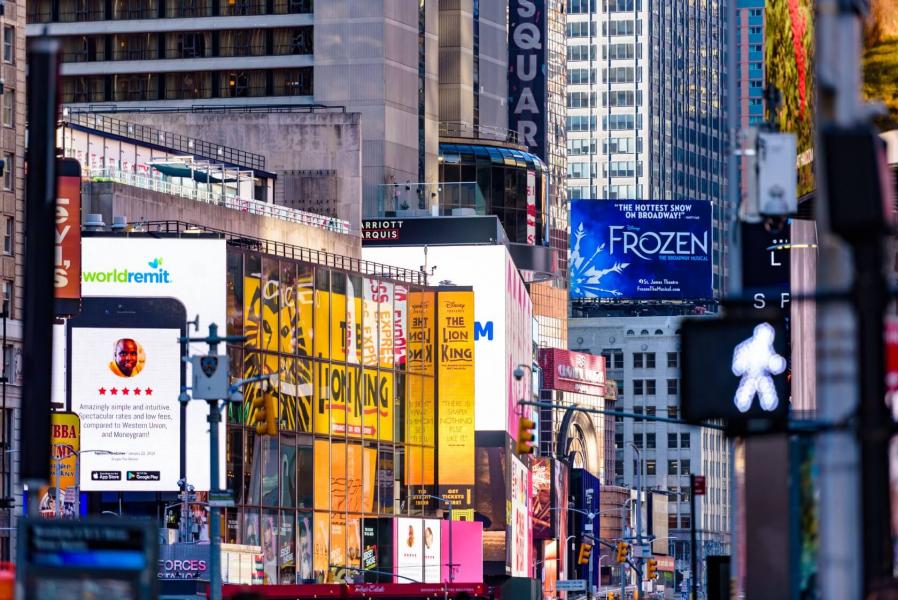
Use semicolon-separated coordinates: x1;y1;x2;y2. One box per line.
313;439;376;514
406;291;435;490
261;511;278;584
54;157;82;312
766;0;815;195
864;1;898;130
509;454;531;577
395;517;441;583
475;446;508;563
363;245;532;436
43;412;80;517
436;289;475;510
570;199;713;300
297;512;314;582
70;325;182;491
526;170;537;245
506;254;534;439
441;520;483;583
78;237;226;490
539;349;606;397
531;457;553;540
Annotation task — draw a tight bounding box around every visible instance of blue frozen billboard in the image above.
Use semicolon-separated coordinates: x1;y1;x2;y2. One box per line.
570;199;713;300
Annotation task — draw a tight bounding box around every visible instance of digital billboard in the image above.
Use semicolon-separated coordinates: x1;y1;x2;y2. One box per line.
436;290;475;510
864;2;898;131
570;200;713;300
363;244;532;434
509;454;531;578
75;237;226;491
395;517;441;583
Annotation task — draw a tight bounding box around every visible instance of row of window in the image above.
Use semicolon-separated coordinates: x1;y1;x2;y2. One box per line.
61;68;312;103
626;457;691;476
567;137;645;158
567;90;644;109
566;19;644;38
28;0;312;23
620;431;691;450
59;28;313;62
618;405;679;421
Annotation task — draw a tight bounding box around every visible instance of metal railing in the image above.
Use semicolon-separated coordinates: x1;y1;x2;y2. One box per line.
135;221;425;285
439;120;520;145
373;181;484;219
87;168;351;234
64;112;266;171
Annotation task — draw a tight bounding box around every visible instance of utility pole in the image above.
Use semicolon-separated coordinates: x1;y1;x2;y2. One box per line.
21;37;60;513
815;0;887;596
180;323;247;600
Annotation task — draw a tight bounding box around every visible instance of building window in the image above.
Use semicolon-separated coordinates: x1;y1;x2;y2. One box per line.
633;379;644;395
645;406;656;418
668;433;678;448
646;352;656;368
2;154;12;191
681;459;691;475
645;459;656;475
2;90;12;128
2;218;12;255
667;379;679;395
646;433;655;449
615;432;624;448
645;379;656;395
615;460;624;475
634;406;644;421
668;514;679;530
1;281;11;316
616;379;624;395
633;353;644;368
680;515;691;529
668;406;679;419
2;27;13;64
668;459;678;475
667;352;678;368
633;433;643;448
681;433;691;448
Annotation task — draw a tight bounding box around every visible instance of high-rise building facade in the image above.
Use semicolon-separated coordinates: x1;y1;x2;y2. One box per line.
27;1;441;225
735;0;765;200
0;0;26;561
565;0;728;294
570;317;731;570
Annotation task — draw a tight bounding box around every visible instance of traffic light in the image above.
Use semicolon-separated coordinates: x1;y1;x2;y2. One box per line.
251;390;277;436
616;541;630;563
577;542;593;565
646;558;658;580
515;417;536;454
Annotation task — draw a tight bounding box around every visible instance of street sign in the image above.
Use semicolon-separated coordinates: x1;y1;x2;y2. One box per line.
692;475;706;496
631;543;652;558
209;490;235;508
556;579;587;592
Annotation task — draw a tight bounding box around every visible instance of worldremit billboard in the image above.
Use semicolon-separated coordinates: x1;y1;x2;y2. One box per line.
570;199;713;300
363;244;532;435
67;237;226;491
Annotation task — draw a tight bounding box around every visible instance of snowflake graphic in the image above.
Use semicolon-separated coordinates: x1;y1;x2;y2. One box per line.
570;223;630;298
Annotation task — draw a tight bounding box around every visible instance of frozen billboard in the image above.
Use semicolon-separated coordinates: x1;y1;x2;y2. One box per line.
570;199;713;300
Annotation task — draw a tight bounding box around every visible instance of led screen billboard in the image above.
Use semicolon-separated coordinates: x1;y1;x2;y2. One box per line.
363;244;532;434
73;237;226;491
570;199;713;300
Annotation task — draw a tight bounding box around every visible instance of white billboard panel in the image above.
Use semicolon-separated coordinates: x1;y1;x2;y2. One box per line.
395;517;441;583
363;245;532;433
73;237;226;491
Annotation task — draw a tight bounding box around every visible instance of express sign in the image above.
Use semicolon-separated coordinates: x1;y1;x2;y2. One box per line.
538;349;605;397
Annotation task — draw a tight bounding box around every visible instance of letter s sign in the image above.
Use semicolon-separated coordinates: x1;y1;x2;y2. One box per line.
474;321;494;341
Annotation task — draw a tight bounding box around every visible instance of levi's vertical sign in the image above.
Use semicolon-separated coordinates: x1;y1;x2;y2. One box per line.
55;158;82;312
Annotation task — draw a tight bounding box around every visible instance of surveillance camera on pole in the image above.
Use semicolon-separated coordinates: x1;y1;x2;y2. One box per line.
756;132;798;217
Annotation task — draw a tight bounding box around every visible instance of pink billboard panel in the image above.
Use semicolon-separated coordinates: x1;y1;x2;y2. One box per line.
440;520;483;583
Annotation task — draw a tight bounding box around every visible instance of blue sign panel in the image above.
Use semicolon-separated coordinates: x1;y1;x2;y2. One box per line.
570;199;713;300
508;0;546;158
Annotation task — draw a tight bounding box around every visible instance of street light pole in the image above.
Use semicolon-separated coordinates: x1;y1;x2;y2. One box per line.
628;442;643;590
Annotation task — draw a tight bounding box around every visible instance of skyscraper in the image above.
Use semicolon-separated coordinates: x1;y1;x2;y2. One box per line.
565;0;728;293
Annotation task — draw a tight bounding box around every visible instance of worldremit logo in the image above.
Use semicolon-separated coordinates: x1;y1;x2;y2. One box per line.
82;257;173;285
